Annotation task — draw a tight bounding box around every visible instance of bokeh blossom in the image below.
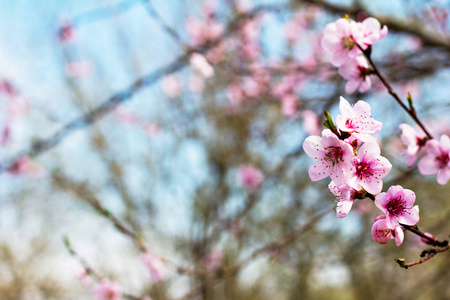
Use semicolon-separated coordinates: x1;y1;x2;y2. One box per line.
399;123;427;167
418;135;450;184
237;165;264;192
93;280;122;300
338;56;372;94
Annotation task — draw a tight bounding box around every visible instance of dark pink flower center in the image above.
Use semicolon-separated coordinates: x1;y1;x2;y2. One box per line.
437;153;449;167
358;66;368;79
386;196;406;217
324;146;344;166
355;161;373;179
345;118;358;129
342;36;356;50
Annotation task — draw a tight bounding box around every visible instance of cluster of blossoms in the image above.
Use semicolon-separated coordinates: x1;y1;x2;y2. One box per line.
400;124;450;185
303;97;420;246
321;17;387;94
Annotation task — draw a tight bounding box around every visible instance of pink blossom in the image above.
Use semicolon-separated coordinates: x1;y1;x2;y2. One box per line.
374;185;419;227
0;80;18;97
336;97;382;134
142;251;165;282
328;181;361;218
280;94;298;118
7;157;44;178
285;13;307;45
161;75;182;98
338;56;371;94
235;0;253;13
399;123;427;167
301;110;320;135
347;141;392;194
190;53;214;78
93;280;122;300
237;165;264;192
58;18;76;44
303;129;354;184
418;135;450;184
321;17;387;67
371;216;404;246
358;17;388;48
242;78;261;98
188;75;205;93
203;248;223;270
273;76;296;99
77;268;91;287
227;83;244;106
65;61;94;78
185;17;205;46
113;109;140;125
321;18;364;67
142;122;162;137
8;96;30;119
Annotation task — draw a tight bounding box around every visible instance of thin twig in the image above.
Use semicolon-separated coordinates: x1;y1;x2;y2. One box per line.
140;0;187;46
0;4;285;173
357;44;433;139
395;244;450;269
63;236;143;300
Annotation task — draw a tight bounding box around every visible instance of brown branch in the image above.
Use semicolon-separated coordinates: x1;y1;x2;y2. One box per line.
357;44;433;139
175;208;333;299
52;171;205;278
401;224;448;248
300;0;450;50
63;236;143;300
395;244;450;269
0;4;286;173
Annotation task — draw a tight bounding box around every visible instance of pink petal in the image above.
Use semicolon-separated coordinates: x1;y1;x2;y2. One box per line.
358;141;381;159
402;188;416;207
394;226;404;246
302;135;322;158
374;192;387;212
418;155;440;175
308;162;330;181
362;177;383;195
336;199;353;218
371;218;392;244
440;134;450;150
339;96;354;116
437;166;450;185
345;79;359;94
397;208;419;226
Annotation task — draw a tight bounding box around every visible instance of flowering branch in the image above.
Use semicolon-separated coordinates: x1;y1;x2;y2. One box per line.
52;171;205;278
63;236;144;300
0;4;285;174
395;243;450;269
175;208;334;300
140;0;187;46
302;0;450;50
356;44;433;139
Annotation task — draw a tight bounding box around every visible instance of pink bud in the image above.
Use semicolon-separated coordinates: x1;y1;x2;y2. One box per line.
190;53;214;78
237;165;264;192
142;251;165;282
420;232;435;245
93;280;122;300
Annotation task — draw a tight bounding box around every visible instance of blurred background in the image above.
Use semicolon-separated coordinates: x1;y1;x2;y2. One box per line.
0;0;448;299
